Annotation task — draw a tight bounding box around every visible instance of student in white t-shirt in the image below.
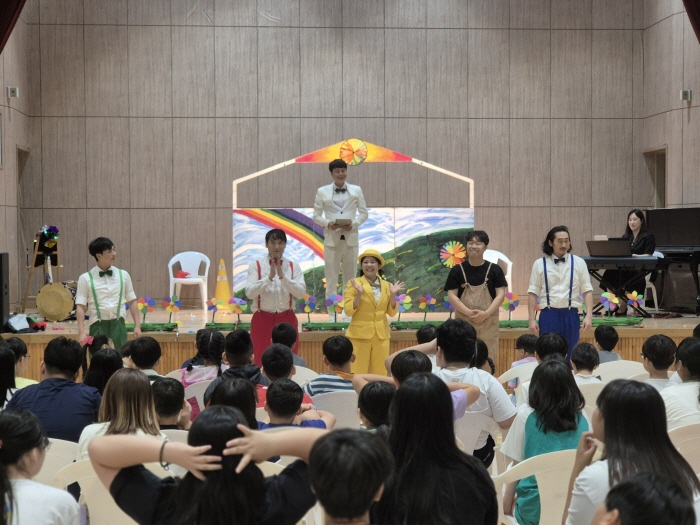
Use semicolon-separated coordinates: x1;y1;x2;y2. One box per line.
570;343;602;385
640;334;677;392
0;409;80;525
660;337;700;430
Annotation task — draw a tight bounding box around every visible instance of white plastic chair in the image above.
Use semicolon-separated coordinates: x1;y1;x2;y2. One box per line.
597;360;646;383
669;423;700;474
161;429;189;444
184;380;213;415
164;369;183;380
35;438;79;485
577;382;605;409
645;251;664;313
492;449;577;525
454;411;501;455
628;371;650;382
291;366;319;386
168;252;211;310
255;406;268;423
498;361;538;405
310;391;361;429
484;249;513;293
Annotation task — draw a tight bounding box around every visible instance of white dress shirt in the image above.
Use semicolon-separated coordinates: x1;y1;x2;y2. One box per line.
245;258;306;313
528;254;593;309
75;266;136;321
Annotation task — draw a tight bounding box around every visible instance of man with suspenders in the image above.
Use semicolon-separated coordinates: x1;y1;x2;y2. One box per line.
527;226;593;360
246;229;307;367
76;237;141;351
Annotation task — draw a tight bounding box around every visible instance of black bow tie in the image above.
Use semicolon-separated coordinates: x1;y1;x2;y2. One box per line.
334;187;347;193
99;269;113;277
554;257;565;265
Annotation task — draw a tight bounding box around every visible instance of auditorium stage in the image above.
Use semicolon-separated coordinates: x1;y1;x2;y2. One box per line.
4;305;698;384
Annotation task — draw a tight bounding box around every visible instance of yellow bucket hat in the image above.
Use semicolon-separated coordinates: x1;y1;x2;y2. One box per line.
358;249;385;268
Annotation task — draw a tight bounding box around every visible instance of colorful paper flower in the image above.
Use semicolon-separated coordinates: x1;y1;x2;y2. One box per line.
439;241;467;268
228;297;249;315
325;294;344;322
137;297;156;322
418;294;437;312
626;291;644;308
396;294;412;313
599;292;619;311
207;298;223;323
502;293;520;312
297;294;316;314
443;296;455;318
163;295;182;322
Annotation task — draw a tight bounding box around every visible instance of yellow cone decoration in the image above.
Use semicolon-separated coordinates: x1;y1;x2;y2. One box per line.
214;259;232;304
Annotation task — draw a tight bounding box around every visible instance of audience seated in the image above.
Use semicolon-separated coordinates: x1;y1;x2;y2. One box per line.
570;343;602;385
5;337;38;389
564;380;700;525
303;335;356;396
152;378;191;430
500;358;589;525
7;337;101;442
474;338;495;375
640;334;676;391
203;330;269;406
309;429;393;525
415;324;438;368
208;377;260;429
259;379;335;431
519;332;569;406
660;337;700;430
1;343;17;409
129;337;164;381
357;381;395;440
180;329;225;387
78;368;166;460
271;322;307;368
594;326;621;363
80;334;112;376
507;333;538;395
82;348;123;395
119;340;134;368
0;409;80;524
258;344;312;407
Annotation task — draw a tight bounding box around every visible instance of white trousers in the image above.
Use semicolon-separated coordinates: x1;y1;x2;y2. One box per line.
324;239;358;301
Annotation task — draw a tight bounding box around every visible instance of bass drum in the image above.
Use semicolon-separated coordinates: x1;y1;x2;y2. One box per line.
36;281;77;322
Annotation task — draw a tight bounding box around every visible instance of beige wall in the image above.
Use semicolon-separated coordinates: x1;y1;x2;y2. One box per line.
2;0;697;305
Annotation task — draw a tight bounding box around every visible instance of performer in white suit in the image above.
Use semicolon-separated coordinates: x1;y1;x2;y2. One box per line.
313;159;369;310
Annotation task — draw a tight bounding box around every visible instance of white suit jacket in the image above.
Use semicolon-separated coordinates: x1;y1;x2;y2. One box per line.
313;183;368;248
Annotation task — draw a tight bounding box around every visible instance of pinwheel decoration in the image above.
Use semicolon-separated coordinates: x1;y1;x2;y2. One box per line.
439;241;467;268
418;294;437;321
501;293;520;320
325;294;344;322
395;294;412;321
296;294;316;322
228;297;249;322
162;295;182;323
207;298;223;323
599;292;619;314
626;291;644;309
443;295;456;318
137;297;156;322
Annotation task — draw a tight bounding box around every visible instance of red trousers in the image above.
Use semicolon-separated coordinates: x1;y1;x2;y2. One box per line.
251;310;299;367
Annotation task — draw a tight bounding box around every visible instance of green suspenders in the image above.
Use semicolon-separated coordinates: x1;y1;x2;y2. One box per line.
88;269;123;320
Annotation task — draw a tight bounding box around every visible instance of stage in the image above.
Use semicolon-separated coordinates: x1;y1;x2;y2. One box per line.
4;304;698;384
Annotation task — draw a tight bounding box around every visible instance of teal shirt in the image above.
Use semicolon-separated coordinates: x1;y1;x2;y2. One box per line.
514;412;589;525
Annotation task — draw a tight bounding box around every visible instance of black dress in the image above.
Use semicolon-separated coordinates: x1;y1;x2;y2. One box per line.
601;233;656;297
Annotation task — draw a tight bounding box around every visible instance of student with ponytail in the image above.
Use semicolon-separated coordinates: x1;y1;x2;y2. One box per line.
0;409;80;524
180;329;225;387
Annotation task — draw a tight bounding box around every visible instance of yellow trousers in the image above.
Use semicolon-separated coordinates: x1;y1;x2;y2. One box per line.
350;334;390;375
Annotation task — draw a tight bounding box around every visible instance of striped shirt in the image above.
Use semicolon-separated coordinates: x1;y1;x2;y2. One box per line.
304;371;355;397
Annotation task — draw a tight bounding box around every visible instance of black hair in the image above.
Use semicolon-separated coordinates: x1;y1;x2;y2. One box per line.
322;335;354;367
529;359;585;433
357;256;385;278
129;336;162;370
0;345;16;409
265;378;303;419
152;378;186;419
390;350;432;384
415;324;437;345
541;225;572;255
623;209;649;240
271;322;297;348
264;229;287;244
604;472;696;525
358;381;396;440
641;334;677;371
676;337;700;379
208;378;258;429
596;380;700;498
515;334;537;355
170;406;266;525
88;237;115;260
119;340;133;358
376;373;496;525
465;230;489;246
261;344;294;381
80;334;113;375
186;329;224;376
224;329;254;366
328;158;347;172
4;338;28;364
0;409;50;525
570;342;600;372
472;339;489;369
594;325;619;351
310;429;394;520
693;323;700;339
534;333;568;361
43;336;85;378
82;349;124;395
436;319;477;365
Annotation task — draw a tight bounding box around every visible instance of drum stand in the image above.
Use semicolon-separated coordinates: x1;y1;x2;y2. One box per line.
21;233;61;313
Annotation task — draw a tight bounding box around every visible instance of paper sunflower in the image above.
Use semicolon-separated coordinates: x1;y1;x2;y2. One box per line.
626;291;644;308
439;241;467;268
599;292;619;312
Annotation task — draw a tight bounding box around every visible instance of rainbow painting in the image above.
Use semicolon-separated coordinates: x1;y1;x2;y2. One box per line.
295;138;412;165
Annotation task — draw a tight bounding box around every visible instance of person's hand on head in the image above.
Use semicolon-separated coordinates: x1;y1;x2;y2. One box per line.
224;425;274;474
162;442;222;481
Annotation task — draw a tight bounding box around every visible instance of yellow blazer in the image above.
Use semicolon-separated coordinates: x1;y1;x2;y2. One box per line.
343;276;398;341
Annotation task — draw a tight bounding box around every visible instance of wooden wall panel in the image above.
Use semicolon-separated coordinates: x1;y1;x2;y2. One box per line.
18;118;42;209
127;0;171;25
509;207;551;295
86;209;132;273
215;27;257;117
215;0;256;26
172;27;215;117
5;208;19;303
215;208;234;292
385;0;426;28
300;118;343;206
643;110;683;206
0;208;7;262
551;0;592;29
20;0;40;24
173;208;217;296
342;118;386;207
257;118;301;208
129;119;173;208
84;0;127;24
385;118;427;207
19;208;45;299
645;0;684;29
592;119;633;207
468;30;509;118
550;207;592;258
510;119;550;207
551;119;592;207
171;0;214;25
257;0;299;27
631;119;654;209
510;30;550;118
510;0;550;28
592;0;634;29
216;118;258;208
468;0;509;28
43;208;88;281
40;25;85;116
426;119;470;207
258;28;300;118
643;15;684;117
39;0;83;24
427;30;468;118
427;0;468;28
592;207;629;239
632;30;644;118
173;118;216;208
685;16;700;109
86;118;130;208
385;29;426;118
4;17;40;117
130;209;174;295
342;29;384;117
474;207;511;257
469;119;510;207
300;29;342;118
128;26;172;117
300;0;341;27
592;30;633;118
682;107;700;205
42;117;86;208
84;26;129;117
551;30;592;118
342;0;384;28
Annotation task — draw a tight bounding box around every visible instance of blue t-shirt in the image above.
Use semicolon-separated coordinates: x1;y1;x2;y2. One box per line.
258;420;327;430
